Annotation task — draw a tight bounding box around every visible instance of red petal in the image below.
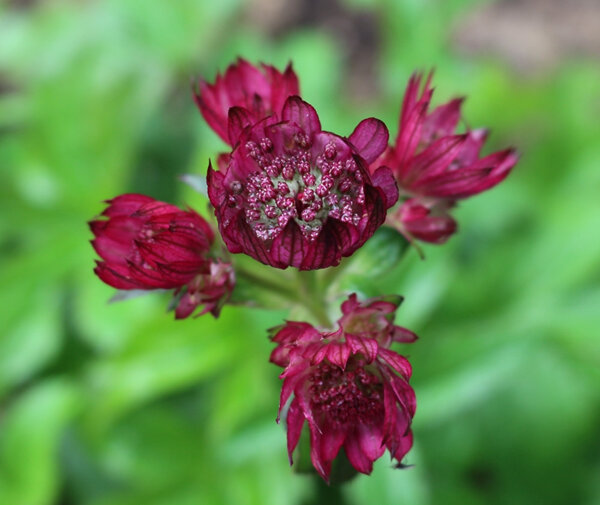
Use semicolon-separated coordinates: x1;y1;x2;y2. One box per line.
286;398;305;464
394;199;457;244
346;335;378;363
357;423;385;462
340;293;360;315
94;262;142;290
269;220;306;269
281;96;321;135
378;348;412;378
407;134;468;186
371;166;399;209
394;73;434;176
348;118;389;164
325;342;351;369
267;61;301;116
415;148;517;199
390;430;413;462
174;291;198;319
392;326;418;343
309;424;330;481
456;128;488;166
277;369;306;421
193;81;229;144
319;420;346;465
421;97;464;141
227;106;255;146
344;428;375;474
102;194;155;217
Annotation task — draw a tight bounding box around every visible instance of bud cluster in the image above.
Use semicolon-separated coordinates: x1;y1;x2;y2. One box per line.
88;58;517;481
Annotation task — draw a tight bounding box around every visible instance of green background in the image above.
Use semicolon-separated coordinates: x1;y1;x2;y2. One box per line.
1;0;599;504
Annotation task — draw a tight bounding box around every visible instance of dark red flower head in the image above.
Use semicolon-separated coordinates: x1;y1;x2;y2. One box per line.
270;294;416;481
374;72;518;243
90;194;233;318
208;96;398;270
194;58;300;146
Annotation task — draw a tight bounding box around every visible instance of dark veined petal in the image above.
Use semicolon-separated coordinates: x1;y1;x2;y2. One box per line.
407;133;468;186
370;166;399;209
414;148;518;199
227;106;255;146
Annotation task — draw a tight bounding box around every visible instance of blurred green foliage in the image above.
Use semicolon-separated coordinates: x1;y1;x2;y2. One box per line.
0;0;599;504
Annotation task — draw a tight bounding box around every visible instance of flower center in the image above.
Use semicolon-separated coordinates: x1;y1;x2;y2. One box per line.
308;361;383;426
233;133;366;242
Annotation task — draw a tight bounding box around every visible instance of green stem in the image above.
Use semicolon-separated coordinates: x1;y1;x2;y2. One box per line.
320;256;354;293
235;266;298;299
313;477;348;505
296;270;332;328
234;261;334;328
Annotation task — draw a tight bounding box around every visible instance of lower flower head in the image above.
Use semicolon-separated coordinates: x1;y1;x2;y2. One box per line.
208;96;398;270
270;294;416;481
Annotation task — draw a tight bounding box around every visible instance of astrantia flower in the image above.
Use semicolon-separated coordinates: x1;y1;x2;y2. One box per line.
208;96;398;270
89;193;234;318
374;73;518;243
194;58;300;146
270;294;416;481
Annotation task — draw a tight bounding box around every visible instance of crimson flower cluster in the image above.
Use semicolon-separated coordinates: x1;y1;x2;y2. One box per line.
89;58;517;481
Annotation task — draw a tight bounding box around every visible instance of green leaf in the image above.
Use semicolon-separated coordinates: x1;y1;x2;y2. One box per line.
0;379;81;505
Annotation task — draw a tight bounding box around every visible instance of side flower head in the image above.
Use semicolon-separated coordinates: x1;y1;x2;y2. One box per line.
194;58;300;146
89;193;234;318
374;72;518;244
208;96;398;270
270;294;416;481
